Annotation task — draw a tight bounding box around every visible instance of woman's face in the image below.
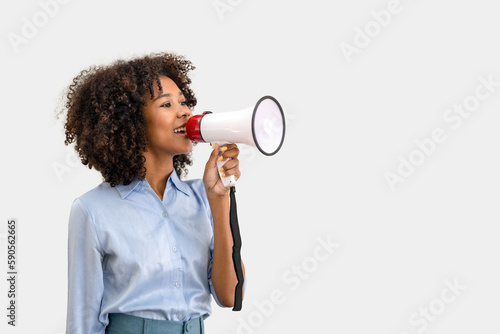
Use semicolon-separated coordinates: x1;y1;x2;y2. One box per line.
142;75;193;158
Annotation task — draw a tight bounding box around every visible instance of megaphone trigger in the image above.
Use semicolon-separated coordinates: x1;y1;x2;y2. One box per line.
214;141;237;188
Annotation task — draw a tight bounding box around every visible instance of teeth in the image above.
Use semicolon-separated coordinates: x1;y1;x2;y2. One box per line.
174;126;186;133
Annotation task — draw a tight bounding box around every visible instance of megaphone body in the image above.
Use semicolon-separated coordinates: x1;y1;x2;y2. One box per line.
187;95;285;187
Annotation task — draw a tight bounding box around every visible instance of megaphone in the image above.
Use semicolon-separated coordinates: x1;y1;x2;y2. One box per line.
187;95;285;187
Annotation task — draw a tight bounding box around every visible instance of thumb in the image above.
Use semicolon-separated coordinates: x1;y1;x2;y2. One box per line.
206;143;219;167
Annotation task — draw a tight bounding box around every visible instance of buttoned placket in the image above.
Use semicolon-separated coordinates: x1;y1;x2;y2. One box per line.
142;180;187;318
163;181;184;300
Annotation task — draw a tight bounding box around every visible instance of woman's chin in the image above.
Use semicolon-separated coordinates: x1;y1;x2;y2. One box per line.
178;142;193;155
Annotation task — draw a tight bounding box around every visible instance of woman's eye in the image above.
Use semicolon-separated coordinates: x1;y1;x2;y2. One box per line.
161;102;171;108
180;101;187;106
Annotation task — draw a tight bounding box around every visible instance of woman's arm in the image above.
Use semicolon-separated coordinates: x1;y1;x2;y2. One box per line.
67;199;106;334
204;144;245;307
208;192;246;307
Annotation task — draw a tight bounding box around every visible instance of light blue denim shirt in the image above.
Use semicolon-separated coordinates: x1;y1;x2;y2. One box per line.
66;171;223;334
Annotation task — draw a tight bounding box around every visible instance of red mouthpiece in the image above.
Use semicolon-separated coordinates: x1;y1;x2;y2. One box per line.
186;112;208;142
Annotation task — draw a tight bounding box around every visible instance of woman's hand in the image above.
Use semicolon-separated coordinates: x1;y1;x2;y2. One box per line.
203;143;241;197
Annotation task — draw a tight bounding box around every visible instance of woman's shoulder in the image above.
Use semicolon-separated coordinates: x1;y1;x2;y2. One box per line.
70;181;136;226
182;178;205;191
73;181;124;211
179;178;210;206
77;181;114;200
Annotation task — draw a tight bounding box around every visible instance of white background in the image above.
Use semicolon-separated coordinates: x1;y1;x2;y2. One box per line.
1;0;499;333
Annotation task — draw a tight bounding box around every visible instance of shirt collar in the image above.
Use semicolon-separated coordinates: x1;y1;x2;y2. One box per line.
114;172;191;199
168;170;191;197
115;178;143;199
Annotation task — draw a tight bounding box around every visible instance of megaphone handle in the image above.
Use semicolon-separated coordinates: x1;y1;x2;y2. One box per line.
214;142;237;187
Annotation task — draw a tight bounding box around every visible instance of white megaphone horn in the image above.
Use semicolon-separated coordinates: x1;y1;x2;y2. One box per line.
186;95;286;187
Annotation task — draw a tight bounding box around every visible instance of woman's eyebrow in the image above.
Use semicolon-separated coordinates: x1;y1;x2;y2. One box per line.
153;91;184;101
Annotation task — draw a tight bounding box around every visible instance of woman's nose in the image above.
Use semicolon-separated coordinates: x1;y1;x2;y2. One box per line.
178;107;192;118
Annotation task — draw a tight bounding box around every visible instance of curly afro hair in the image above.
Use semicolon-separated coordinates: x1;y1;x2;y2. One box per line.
62;52;197;186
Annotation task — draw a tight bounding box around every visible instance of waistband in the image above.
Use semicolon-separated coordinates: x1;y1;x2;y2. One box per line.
107;313;204;334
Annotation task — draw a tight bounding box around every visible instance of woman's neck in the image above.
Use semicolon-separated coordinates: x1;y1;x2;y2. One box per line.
142;151;174;201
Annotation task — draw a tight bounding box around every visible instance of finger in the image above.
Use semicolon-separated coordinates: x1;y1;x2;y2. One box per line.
221;167;241;180
220;144;238;154
219;158;238;172
221;143;238;150
220;160;240;178
207;143;220;167
223;167;241;180
218;146;240;161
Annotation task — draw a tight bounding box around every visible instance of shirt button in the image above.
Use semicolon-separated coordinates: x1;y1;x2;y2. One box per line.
172;246;177;252
174;282;180;288
177;315;184;320
162;211;168;218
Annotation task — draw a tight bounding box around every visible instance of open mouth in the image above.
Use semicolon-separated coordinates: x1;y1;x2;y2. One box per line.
173;125;187;134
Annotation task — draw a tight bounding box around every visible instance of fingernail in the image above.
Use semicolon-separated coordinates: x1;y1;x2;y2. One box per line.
221;146;228;152
221;173;226;177
218;156;224;161
220;167;224;173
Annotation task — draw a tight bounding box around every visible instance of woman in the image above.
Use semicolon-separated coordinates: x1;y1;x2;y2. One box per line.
63;52;245;334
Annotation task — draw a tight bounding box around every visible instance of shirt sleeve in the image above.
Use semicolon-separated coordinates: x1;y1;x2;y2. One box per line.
207;235;227;308
66;198;106;334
